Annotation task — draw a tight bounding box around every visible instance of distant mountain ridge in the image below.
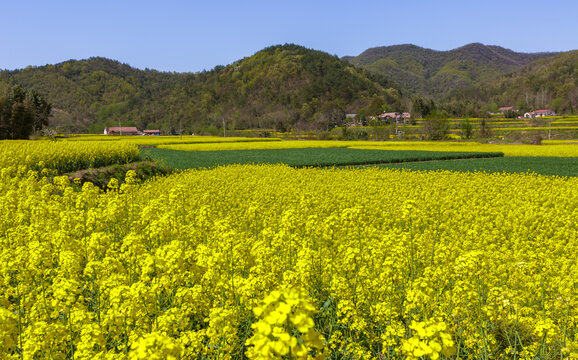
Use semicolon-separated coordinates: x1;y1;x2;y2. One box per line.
344;43;560;98
1;43;576;133
0;44;398;133
447;49;578;114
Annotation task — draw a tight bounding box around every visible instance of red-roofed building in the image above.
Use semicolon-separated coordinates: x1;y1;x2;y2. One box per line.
524;109;556;118
378;112;411;124
142;129;161;136
104;127;141;135
534;109;555;117
499;106;516;112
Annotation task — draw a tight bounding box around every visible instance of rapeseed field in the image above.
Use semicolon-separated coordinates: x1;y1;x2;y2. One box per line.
0;140;577;359
159;140;578;157
0;141;139;173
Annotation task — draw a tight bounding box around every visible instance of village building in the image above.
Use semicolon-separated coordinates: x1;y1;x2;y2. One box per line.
523;109;556;118
142;129;162;136
534;109;556;117
103;126;140;135
103;127;163;136
378;112;411;124
499;106;516;113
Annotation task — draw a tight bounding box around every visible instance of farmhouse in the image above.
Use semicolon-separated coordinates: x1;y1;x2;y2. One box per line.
142;129;161;136
104;127;140;135
524;109;556;118
378;112;411;124
499;106;516;112
534;109;556;117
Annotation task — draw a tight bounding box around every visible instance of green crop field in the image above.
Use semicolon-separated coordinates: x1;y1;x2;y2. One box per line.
141;147;503;169
378;156;578;177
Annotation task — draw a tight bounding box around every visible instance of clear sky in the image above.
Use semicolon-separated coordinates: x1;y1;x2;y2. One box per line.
1;0;576;73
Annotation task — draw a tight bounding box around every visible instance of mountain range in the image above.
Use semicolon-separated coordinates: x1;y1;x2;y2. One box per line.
343;43;559;99
0;43;576;133
0;44;399;133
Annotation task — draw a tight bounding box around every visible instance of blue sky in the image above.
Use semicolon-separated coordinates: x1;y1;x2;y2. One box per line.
1;0;576;72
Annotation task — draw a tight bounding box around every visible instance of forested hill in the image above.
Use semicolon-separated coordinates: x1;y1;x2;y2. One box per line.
0;57;180;133
446;50;578;114
0;44;399;133
344;43;559;99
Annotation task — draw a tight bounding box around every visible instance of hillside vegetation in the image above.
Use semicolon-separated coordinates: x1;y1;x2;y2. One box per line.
448;50;578;114
2;42;576;134
0;45;398;133
344;43;558;99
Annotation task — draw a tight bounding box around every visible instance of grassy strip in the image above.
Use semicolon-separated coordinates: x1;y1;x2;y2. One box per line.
141;147;503;169
378;157;578;177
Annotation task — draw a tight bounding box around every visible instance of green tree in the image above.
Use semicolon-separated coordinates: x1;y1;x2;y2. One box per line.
0;86;51;139
422;111;449;140
568;87;578;112
503;109;520;119
367;96;385;116
316;100;345;131
479;117;492;138
486;103;499;113
516;99;530;114
369;117;393;140
550;97;566;114
356;108;367;125
412;96;435;118
301;98;319;121
459;118;473;139
275;120;288;133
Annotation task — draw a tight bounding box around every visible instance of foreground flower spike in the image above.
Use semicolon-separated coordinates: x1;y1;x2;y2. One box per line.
401;319;455;360
246;287;326;360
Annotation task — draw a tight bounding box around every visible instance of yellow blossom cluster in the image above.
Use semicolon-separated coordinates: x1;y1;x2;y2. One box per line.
352;142;578;157
158;140;353;151
401;320;455;359
63;135;281;145
0;159;577;359
246;287;325;359
159;139;578;157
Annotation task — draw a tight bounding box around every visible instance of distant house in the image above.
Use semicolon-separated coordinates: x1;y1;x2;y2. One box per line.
534;109;556;117
499;106;516;113
378;112;411;124
104;127;141;135
524;109;556;118
142;129;161;136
